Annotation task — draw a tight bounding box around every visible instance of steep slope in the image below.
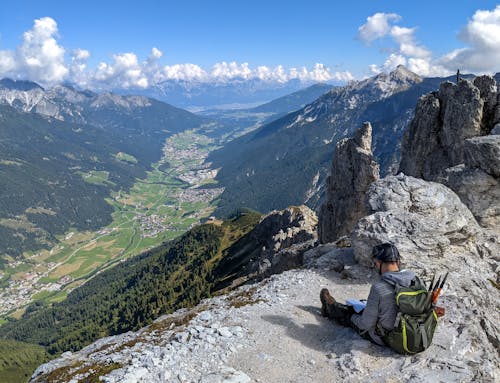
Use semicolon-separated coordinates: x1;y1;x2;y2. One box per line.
0;211;261;355
196;83;334;141
0;80;213;257
209;66;442;217
249;83;333;114
0;339;49;383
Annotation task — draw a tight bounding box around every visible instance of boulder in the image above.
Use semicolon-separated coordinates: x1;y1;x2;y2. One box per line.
445;166;500;228
463;135;500;177
351;174;479;265
442;135;500;228
318;122;380;243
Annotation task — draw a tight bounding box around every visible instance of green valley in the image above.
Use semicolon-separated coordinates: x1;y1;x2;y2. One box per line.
0;130;223;321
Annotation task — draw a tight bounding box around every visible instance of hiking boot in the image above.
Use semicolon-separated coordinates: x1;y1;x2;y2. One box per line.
320;288;335;317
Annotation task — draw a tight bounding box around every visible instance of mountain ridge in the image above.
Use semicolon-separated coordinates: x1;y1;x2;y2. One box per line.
208;66;442;217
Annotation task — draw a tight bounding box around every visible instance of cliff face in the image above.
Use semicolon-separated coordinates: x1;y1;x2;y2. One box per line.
399;75;499;181
398;75;500;228
318;122;379;243
213;205;318;290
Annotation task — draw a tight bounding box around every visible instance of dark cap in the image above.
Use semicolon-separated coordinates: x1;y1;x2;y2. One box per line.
372;243;401;263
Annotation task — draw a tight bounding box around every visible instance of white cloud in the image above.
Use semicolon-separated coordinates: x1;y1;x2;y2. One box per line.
0;17;69;84
163;63;207;81
69;49;90;86
150;47;163;59
358;13;401;44
0;50;15;73
390;26;430;59
211;61;253;81
437;5;500;73
359;12;436;75
0;17;353;90
92;52;150;88
361;6;500;77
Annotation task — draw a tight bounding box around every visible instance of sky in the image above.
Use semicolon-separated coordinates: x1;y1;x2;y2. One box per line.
0;0;499;89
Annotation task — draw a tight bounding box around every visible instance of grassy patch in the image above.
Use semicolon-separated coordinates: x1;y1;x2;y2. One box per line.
77;170;114;186
115;151;138;164
0;339;49;383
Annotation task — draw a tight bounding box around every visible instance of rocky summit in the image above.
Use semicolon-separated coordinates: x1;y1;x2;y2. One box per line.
30;76;500;383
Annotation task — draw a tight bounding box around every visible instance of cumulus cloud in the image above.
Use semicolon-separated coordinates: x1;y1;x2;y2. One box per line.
361;6;500;77
69;48;90;86
0;17;352;89
163;63;207;81
0;17;68;83
92;52;151;88
358;13;401;44
437;5;500;73
359;12;447;76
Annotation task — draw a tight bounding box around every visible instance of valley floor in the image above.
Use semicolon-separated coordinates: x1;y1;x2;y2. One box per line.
0;130;222;319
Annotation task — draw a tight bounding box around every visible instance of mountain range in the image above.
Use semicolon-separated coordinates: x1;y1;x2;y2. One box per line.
133;77;317;109
208;66;478;217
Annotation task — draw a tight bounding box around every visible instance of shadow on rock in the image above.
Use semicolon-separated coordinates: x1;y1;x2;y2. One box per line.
262;306;395;359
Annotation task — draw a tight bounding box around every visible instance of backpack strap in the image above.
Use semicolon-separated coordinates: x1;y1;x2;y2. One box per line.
420;324;429;349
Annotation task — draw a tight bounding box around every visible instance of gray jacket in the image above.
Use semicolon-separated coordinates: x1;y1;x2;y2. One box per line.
351;269;416;345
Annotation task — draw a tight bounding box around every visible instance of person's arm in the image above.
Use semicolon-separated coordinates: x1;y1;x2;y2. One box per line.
350;284;380;331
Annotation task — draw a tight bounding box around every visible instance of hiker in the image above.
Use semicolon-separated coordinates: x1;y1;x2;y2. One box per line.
320;243;416;346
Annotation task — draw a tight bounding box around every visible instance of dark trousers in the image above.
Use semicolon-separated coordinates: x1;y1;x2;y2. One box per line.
323;302;376;343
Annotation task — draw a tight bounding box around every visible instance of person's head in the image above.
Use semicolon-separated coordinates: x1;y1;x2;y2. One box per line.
372;243;401;275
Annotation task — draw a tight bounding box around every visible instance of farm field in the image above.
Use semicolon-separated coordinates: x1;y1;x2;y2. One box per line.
0;131;224;319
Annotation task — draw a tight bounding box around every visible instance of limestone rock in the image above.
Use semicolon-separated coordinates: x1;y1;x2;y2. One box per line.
318;122;380;243
463;135;500;177
445;166;500;228
492;123;500;135
474;75;498;133
442;134;500;228
351;174;479;265
439;80;483;164
399;77;499;180
200;367;251;383
213;205;317;289
398;93;443;179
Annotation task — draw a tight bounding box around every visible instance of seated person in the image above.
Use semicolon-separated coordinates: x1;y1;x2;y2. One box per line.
320;243;416;345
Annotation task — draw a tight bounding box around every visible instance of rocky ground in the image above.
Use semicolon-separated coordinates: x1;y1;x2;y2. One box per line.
31;245;499;383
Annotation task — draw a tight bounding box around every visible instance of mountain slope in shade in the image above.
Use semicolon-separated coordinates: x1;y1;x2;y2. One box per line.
196;83;334;140
0;79;213;257
208;66;449;217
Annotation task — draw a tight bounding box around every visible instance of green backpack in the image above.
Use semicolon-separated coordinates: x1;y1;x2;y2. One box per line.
381;276;438;354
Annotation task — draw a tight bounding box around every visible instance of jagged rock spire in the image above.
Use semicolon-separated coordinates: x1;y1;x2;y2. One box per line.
318;122;380;243
399;75;500;180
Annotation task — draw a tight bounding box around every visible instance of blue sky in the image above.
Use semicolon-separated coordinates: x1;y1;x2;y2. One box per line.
0;1;499;88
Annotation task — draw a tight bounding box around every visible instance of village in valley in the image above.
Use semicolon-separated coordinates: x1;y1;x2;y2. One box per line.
0;130;224;319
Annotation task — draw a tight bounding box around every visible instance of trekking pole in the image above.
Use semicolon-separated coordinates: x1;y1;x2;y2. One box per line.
432;272;449;304
428;275;435;292
430;275;441;300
